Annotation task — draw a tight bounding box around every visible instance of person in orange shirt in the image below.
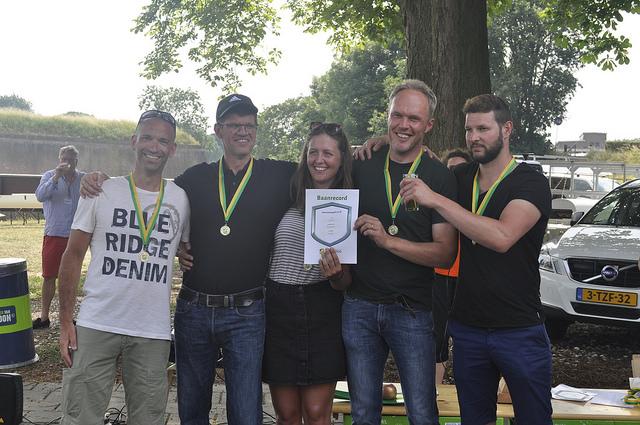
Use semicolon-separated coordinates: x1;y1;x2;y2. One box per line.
433;149;471;384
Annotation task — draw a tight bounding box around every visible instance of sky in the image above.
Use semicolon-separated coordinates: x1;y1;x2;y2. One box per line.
0;1;638;143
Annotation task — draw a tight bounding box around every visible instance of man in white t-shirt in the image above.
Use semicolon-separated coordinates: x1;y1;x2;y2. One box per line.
57;110;190;425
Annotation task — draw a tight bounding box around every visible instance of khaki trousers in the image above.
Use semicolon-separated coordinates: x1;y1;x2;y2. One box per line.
61;326;170;425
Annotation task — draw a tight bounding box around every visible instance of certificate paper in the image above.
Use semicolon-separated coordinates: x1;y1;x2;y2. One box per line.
304;189;359;264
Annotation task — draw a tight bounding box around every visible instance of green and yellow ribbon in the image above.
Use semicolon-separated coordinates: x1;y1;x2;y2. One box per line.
127;173;166;249
218;157;254;225
624;389;640;405
471;157;517;216
384;149;422;222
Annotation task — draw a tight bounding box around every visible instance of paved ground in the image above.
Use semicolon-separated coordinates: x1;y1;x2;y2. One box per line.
21;381;278;425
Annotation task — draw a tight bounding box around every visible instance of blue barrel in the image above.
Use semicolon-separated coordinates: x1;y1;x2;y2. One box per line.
0;258;38;368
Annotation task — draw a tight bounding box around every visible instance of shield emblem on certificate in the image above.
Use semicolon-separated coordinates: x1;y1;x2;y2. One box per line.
311;202;352;247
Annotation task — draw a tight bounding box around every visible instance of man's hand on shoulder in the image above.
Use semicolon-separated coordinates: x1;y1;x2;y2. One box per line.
80;172;110;198
353;135;389;161
352;134;440;162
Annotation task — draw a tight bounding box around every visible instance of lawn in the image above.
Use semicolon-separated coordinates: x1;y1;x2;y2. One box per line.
0;218;182;382
0;220;90;299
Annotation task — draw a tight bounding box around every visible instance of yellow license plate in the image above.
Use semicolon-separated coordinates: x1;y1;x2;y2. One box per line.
576;288;638;307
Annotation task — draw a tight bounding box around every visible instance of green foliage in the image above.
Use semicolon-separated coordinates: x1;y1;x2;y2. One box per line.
489;0;582;154
0;109;198;145
202;137;224;162
133;0;281;91
0;94;32;111
541;0;640;70
253;43;405;159
131;0;637;156
367;69;406;137
587;146;640;163
311;43;404;145
62;111;94;117
286;1;403;53
603;139;640;151
255;96;324;161
138;85;210;144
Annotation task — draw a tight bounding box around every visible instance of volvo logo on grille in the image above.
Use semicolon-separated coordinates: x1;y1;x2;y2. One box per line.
600;265;619;282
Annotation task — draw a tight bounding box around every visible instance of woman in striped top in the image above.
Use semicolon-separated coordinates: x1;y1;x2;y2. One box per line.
263;122;353;425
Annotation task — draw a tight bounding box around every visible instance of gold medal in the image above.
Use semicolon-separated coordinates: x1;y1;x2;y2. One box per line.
304;264;313;271
140;250;150;262
218;158;253;241
384;149;422;236
126;174;165;262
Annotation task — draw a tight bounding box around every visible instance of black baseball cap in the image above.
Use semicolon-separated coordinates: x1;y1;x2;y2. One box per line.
216;94;258;122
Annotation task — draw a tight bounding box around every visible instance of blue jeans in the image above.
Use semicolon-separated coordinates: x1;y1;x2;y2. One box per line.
448;320;552;425
174;297;265;425
342;295;438;425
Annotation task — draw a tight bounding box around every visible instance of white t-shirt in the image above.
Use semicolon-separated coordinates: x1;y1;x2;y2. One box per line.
72;176;190;340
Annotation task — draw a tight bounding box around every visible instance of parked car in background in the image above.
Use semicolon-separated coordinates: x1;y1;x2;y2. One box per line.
548;174;620;199
540;179;640;339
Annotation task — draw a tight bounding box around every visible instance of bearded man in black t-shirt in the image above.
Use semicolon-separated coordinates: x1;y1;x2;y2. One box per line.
400;94;552;425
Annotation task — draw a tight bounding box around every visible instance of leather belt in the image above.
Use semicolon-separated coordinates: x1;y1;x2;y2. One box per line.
178;286;264;308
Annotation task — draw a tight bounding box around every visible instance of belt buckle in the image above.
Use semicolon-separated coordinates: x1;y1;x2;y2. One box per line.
205;294;217;308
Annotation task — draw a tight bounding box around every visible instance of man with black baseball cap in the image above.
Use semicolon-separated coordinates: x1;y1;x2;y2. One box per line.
215;93;258;122
175;94;296;424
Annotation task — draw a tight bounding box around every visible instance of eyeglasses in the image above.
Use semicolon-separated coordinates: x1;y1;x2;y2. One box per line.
309;122;343;135
218;123;259;132
138;110;177;129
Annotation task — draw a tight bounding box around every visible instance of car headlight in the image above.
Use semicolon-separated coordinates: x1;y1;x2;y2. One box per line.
539;252;557;273
539;244;564;274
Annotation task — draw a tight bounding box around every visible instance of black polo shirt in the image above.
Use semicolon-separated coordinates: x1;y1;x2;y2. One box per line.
348;146;457;309
175;158;295;295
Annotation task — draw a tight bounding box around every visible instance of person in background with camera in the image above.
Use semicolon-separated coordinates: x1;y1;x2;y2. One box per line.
33;145;85;329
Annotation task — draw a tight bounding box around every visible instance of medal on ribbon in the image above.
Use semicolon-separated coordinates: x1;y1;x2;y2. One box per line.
127;174;166;261
470;158;518;244
218;158;254;236
384;149;422;235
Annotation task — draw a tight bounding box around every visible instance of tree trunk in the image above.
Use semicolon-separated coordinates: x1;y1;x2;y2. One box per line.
401;0;491;153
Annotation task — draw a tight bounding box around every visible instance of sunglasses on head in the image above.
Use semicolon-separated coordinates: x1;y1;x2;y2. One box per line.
138;110;177;129
309;121;343;135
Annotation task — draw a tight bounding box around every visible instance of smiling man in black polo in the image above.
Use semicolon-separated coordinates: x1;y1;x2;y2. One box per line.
174;94;296;425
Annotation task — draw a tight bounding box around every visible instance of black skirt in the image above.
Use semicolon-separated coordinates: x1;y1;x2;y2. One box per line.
262;278;346;386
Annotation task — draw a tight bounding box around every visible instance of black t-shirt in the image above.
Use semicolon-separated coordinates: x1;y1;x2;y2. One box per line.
175;159;295;294
349;146;457;309
451;162;551;328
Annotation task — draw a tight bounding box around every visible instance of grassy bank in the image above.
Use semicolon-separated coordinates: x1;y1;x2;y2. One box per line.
0;108;199;145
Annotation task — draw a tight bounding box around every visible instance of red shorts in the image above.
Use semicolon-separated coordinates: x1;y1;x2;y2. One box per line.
42;236;69;278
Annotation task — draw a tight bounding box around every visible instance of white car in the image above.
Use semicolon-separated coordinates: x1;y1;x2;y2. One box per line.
539;179;640;339
548;174;620;200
